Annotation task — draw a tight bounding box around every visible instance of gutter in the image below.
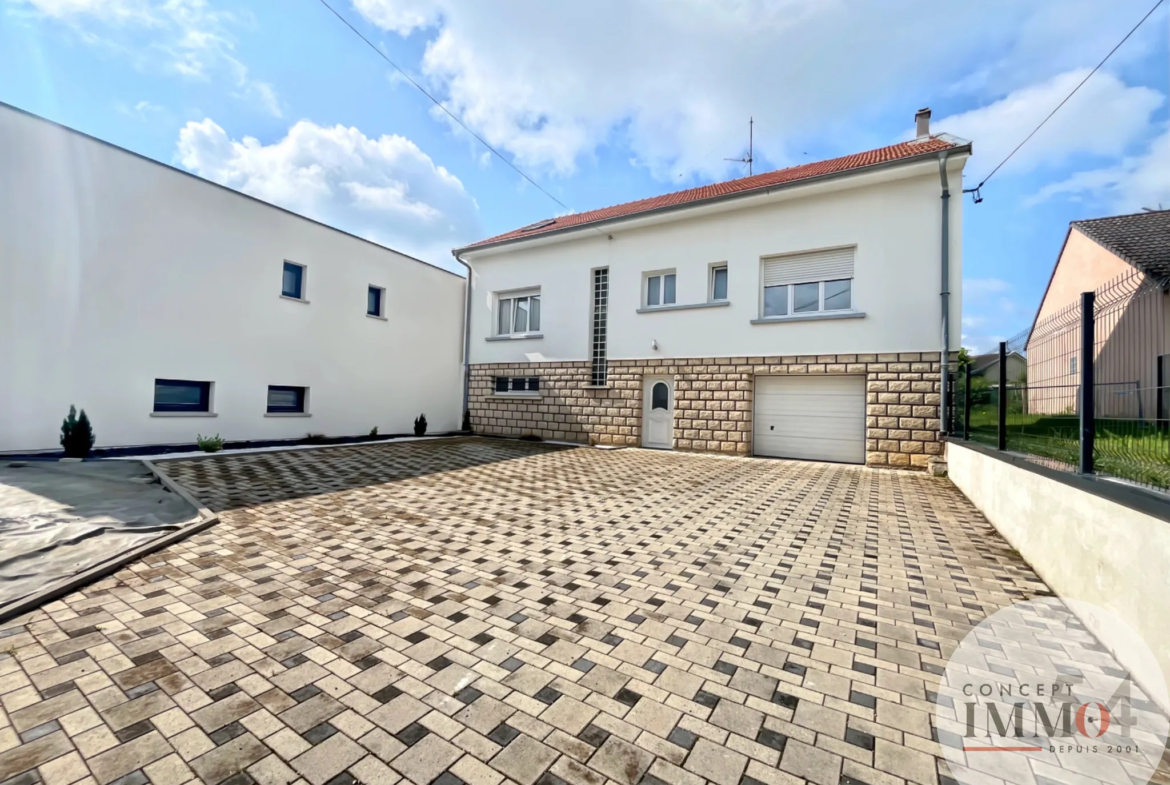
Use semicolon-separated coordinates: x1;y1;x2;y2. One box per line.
938;151;952;437
455;141;972;256
453;252;473;427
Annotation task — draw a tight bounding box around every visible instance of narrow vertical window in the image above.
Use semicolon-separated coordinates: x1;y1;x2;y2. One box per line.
592;268;609;386
711;266;728;301
663;273;676;305
282;262;305;300
367;285;384;317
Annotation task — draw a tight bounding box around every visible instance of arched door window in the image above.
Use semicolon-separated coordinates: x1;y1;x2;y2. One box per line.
652;382;669;410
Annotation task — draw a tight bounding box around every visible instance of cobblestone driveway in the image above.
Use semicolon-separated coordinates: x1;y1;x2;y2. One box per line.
0;438;1054;785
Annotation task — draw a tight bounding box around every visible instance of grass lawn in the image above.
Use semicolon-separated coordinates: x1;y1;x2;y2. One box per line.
963;406;1170;490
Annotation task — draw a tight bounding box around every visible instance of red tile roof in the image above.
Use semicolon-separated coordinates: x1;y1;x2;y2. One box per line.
461;136;965;251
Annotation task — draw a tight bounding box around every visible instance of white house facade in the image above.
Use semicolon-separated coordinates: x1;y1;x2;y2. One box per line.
0;103;465;454
456;113;969;468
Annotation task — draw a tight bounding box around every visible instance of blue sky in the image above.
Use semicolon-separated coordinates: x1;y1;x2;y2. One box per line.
2;0;1167;352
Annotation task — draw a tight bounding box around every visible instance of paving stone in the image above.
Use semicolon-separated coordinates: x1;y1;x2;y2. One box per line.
0;440;1092;785
588;735;654;785
290;732;364;785
779;738;843;785
88;731;172;785
489;734;559;785
188;731;270;785
0;731;74;783
390;734;461;785
681;738;747;785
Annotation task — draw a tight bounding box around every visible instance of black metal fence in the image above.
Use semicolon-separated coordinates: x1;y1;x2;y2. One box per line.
951;268;1170;492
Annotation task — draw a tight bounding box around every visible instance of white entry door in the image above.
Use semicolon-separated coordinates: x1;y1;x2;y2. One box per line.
754;375;866;463
642;377;674;449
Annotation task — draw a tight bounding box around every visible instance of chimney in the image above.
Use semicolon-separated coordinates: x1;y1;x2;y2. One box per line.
915;107;931;139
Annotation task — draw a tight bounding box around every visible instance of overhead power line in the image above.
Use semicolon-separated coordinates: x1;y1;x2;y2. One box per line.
965;0;1166;201
313;0;573;214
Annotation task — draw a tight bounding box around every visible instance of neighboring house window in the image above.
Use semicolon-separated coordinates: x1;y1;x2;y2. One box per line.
154;379;212;413
496;289;541;335
282;261;306;300
494;377;540;393
710;265;728;302
267;385;307;414
760;247;855;318
1070;356;1077;376
645;271;676;307
591;268;609;386
368;285;385;317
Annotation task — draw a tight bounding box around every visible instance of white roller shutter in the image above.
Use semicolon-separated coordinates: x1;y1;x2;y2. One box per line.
762;247;854;287
754;376;866;464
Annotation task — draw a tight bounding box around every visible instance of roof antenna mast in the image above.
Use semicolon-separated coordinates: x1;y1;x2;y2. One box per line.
724;117;753;176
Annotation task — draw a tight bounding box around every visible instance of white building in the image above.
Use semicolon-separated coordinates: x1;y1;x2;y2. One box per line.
0;103;465;454
455;110;969;468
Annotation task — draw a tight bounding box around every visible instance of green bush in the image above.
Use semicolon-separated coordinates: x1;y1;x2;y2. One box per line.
196;433;224;452
369;426;379;437
414;414;427;436
60;405;96;458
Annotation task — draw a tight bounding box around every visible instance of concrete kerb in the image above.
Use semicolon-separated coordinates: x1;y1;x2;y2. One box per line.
0;461;218;626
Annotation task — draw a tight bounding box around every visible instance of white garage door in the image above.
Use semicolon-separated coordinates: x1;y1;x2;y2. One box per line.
754;376;866;464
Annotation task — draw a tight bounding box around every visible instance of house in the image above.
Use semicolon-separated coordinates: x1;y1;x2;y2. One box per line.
0;103;465;453
1025;209;1170;417
454;110;969;468
968;351;1026;385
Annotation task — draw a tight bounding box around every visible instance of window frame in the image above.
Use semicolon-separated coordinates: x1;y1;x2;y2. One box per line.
153;379;213;414
643;269;677;309
494;288;542;337
761;277;853;318
282;261;307;301
493;376;541;395
266;385;308;415
709;264;729;302
367;285;386;318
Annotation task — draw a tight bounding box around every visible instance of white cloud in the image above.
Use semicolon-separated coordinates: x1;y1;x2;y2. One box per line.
933;69;1164;178
1026;130;1170;211
8;0;281;116
349;0;1166;180
177;118;480;264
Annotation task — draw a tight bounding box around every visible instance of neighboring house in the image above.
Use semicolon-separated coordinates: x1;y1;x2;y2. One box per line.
0;103;465;453
454;110;969;468
969;351;1026;385
1025;210;1170;418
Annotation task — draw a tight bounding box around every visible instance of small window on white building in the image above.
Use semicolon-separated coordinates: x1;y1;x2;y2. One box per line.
645;271;676;307
282;261;306;300
496;289;541;336
267;385;307;414
368;285;385;317
710;265;728;302
154;379;213;413
1070;356;1077;376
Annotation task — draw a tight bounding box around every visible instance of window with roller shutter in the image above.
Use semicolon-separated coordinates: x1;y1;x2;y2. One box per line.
759;246;855;318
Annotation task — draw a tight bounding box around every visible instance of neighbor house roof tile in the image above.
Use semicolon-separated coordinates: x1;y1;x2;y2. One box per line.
1072;209;1170;281
460;136;964;251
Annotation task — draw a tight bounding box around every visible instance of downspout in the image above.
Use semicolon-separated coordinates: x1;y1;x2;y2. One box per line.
938;151;951;437
453;251;473;429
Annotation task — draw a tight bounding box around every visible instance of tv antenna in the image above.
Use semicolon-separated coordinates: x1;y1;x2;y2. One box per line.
725;116;753;176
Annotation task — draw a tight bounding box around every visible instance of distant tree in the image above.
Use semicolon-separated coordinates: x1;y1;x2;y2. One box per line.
60;405;96;458
414;414;428;437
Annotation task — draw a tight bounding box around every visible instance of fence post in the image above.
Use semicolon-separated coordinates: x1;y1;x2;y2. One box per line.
963;362;971;440
1158;354;1165;431
997;341;1007;451
1080;291;1095;475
